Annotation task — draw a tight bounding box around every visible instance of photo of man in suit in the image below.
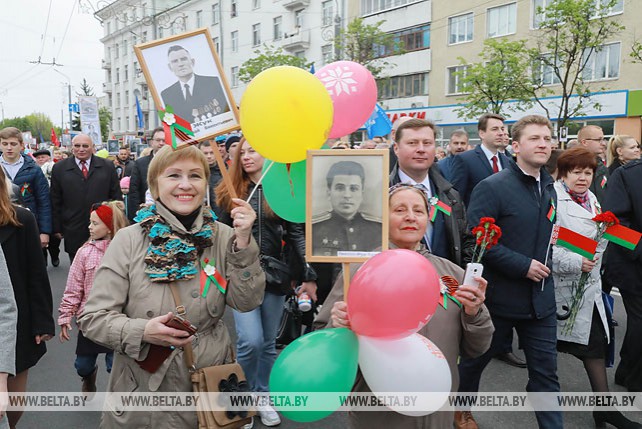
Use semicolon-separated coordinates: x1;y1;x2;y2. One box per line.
160;45;230;122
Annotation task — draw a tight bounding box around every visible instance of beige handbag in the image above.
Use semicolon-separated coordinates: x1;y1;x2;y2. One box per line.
169;284;255;429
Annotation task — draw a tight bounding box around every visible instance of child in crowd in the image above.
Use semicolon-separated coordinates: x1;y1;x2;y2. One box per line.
57;201;128;394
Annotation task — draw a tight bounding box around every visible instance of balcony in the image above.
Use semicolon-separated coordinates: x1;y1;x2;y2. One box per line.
282;0;309;10
103;82;113;93
102;59;111;70
281;30;310;52
139;98;150;112
135;72;146;86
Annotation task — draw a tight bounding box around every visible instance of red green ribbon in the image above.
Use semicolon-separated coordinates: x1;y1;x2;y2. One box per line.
158;105;195;149
20;183;29;197
200;258;227;297
439;276;462;309
429;198;452;222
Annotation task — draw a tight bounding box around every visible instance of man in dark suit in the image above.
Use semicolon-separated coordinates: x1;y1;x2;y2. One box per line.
127;127;165;221
160;45;229;122
456;115;561;429
50;134;121;262
389;118;473;268
451;113;512;207
578;125;609;205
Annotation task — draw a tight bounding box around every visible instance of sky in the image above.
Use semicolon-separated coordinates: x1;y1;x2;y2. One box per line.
0;0;105;129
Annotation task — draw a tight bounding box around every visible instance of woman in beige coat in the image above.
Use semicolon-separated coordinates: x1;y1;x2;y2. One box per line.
315;184;494;429
79;146;265;428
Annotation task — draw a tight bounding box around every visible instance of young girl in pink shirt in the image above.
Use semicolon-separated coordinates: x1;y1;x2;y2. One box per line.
58;200;128;394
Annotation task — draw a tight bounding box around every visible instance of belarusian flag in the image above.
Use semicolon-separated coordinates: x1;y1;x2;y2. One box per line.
603;224;641;250
551;225;598;260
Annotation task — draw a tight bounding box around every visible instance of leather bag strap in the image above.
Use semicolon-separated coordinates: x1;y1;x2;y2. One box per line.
168;283;197;371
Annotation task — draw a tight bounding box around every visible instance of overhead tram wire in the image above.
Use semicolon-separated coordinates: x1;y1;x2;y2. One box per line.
54;0;80;63
38;0;55;61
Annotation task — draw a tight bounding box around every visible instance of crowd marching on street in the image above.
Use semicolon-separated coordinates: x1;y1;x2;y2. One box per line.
1;111;642;429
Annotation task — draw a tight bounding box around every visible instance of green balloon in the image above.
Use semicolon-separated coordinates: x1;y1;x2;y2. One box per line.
269;328;359;422
262;160;307;223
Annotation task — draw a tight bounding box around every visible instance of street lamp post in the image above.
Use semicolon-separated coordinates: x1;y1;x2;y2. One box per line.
53;68;72;131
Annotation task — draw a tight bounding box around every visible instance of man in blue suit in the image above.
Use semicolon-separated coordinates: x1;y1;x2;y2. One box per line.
456;115;562;429
160;45;230;122
451;113;512;206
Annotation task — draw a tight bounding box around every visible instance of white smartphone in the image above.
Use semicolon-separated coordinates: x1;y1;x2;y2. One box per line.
463;263;484;287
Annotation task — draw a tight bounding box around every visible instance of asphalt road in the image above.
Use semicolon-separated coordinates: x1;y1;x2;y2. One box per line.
18;255;642;429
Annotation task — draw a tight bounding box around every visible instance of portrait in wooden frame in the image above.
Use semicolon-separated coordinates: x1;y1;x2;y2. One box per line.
306;149;389;263
134;28;240;146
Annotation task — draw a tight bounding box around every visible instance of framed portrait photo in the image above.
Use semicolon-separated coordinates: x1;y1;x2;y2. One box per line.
107;139;120;154
134;28;240;147
306;149;390;263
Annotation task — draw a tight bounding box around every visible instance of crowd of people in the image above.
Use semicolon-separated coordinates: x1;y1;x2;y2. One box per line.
0;112;640;429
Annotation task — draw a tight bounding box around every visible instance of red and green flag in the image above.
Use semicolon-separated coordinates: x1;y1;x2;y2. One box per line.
551;225;598;260
200;258;227;297
429;197;452;222
603;224;641;251
547;198;556;223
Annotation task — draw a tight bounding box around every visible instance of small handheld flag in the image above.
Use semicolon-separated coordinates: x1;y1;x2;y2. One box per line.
551;225;598;260
603;224;641;250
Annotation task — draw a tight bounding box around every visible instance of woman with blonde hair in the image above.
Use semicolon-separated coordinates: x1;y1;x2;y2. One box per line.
79;145;265;428
607;135;640;175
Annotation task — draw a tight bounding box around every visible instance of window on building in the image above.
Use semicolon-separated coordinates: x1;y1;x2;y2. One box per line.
380;24;429;56
114;43;119;58
107;46;111;60
294;50;306;59
252;23;261;46
582;42;620;81
231;0;238;17
377;73;429;100
158;26;164;38
532;54;561;86
231;66;239;87
361;0;422;15
593;0;623;17
487;3;517;38
142;2;147;16
273;16;282;40
212;3;220;25
448;13;473;45
446;65;469;95
322;44;333;65
253;0;260;9
123;39;128;56
124;65;129;81
231;31;238;52
115;67;120;83
142;31;147;42
532;0;553;28
295;9;304;28
125;90;129;104
196;10;203;27
106;22;111;33
322;1;334;27
213;37;220;53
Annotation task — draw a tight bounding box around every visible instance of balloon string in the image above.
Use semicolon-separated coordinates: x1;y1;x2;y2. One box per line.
246;160;275;203
286;163;295;197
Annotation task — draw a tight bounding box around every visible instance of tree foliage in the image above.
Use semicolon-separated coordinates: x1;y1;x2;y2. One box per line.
533;0;624;127
239;45;312;84
99;106;112;141
0;113;55;143
334;18;403;79
455;39;540;119
631;40;642;63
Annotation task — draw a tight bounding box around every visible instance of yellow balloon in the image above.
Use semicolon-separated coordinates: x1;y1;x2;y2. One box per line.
240;66;333;163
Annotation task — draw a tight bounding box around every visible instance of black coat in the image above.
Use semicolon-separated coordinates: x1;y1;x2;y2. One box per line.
50;156;121;256
127;154;153;221
468;161;557;319
590;156;609;205
0;207;54;373
604;160;642;293
390;163;474;268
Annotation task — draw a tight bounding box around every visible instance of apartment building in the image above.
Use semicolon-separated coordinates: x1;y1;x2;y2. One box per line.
388;0;641;142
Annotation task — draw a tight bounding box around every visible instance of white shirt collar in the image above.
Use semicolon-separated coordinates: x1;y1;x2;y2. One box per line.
0;154;23;166
480;144;503;171
75;157;91;169
397;169;432;198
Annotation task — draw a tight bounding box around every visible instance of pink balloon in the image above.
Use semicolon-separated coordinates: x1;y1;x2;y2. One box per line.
347;249;440;339
315;61;377;138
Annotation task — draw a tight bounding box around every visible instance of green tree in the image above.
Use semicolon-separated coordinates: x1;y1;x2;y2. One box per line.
0;117;30;131
631;40;642;63
334;18;403;79
239;45;312;83
99;106;112;141
455;39;540;119
24;113;55;141
533;0;625;128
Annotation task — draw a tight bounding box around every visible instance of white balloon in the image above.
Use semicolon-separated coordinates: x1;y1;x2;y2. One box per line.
358;334;452;416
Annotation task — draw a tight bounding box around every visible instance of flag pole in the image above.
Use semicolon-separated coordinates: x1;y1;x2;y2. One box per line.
246;160;275;203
